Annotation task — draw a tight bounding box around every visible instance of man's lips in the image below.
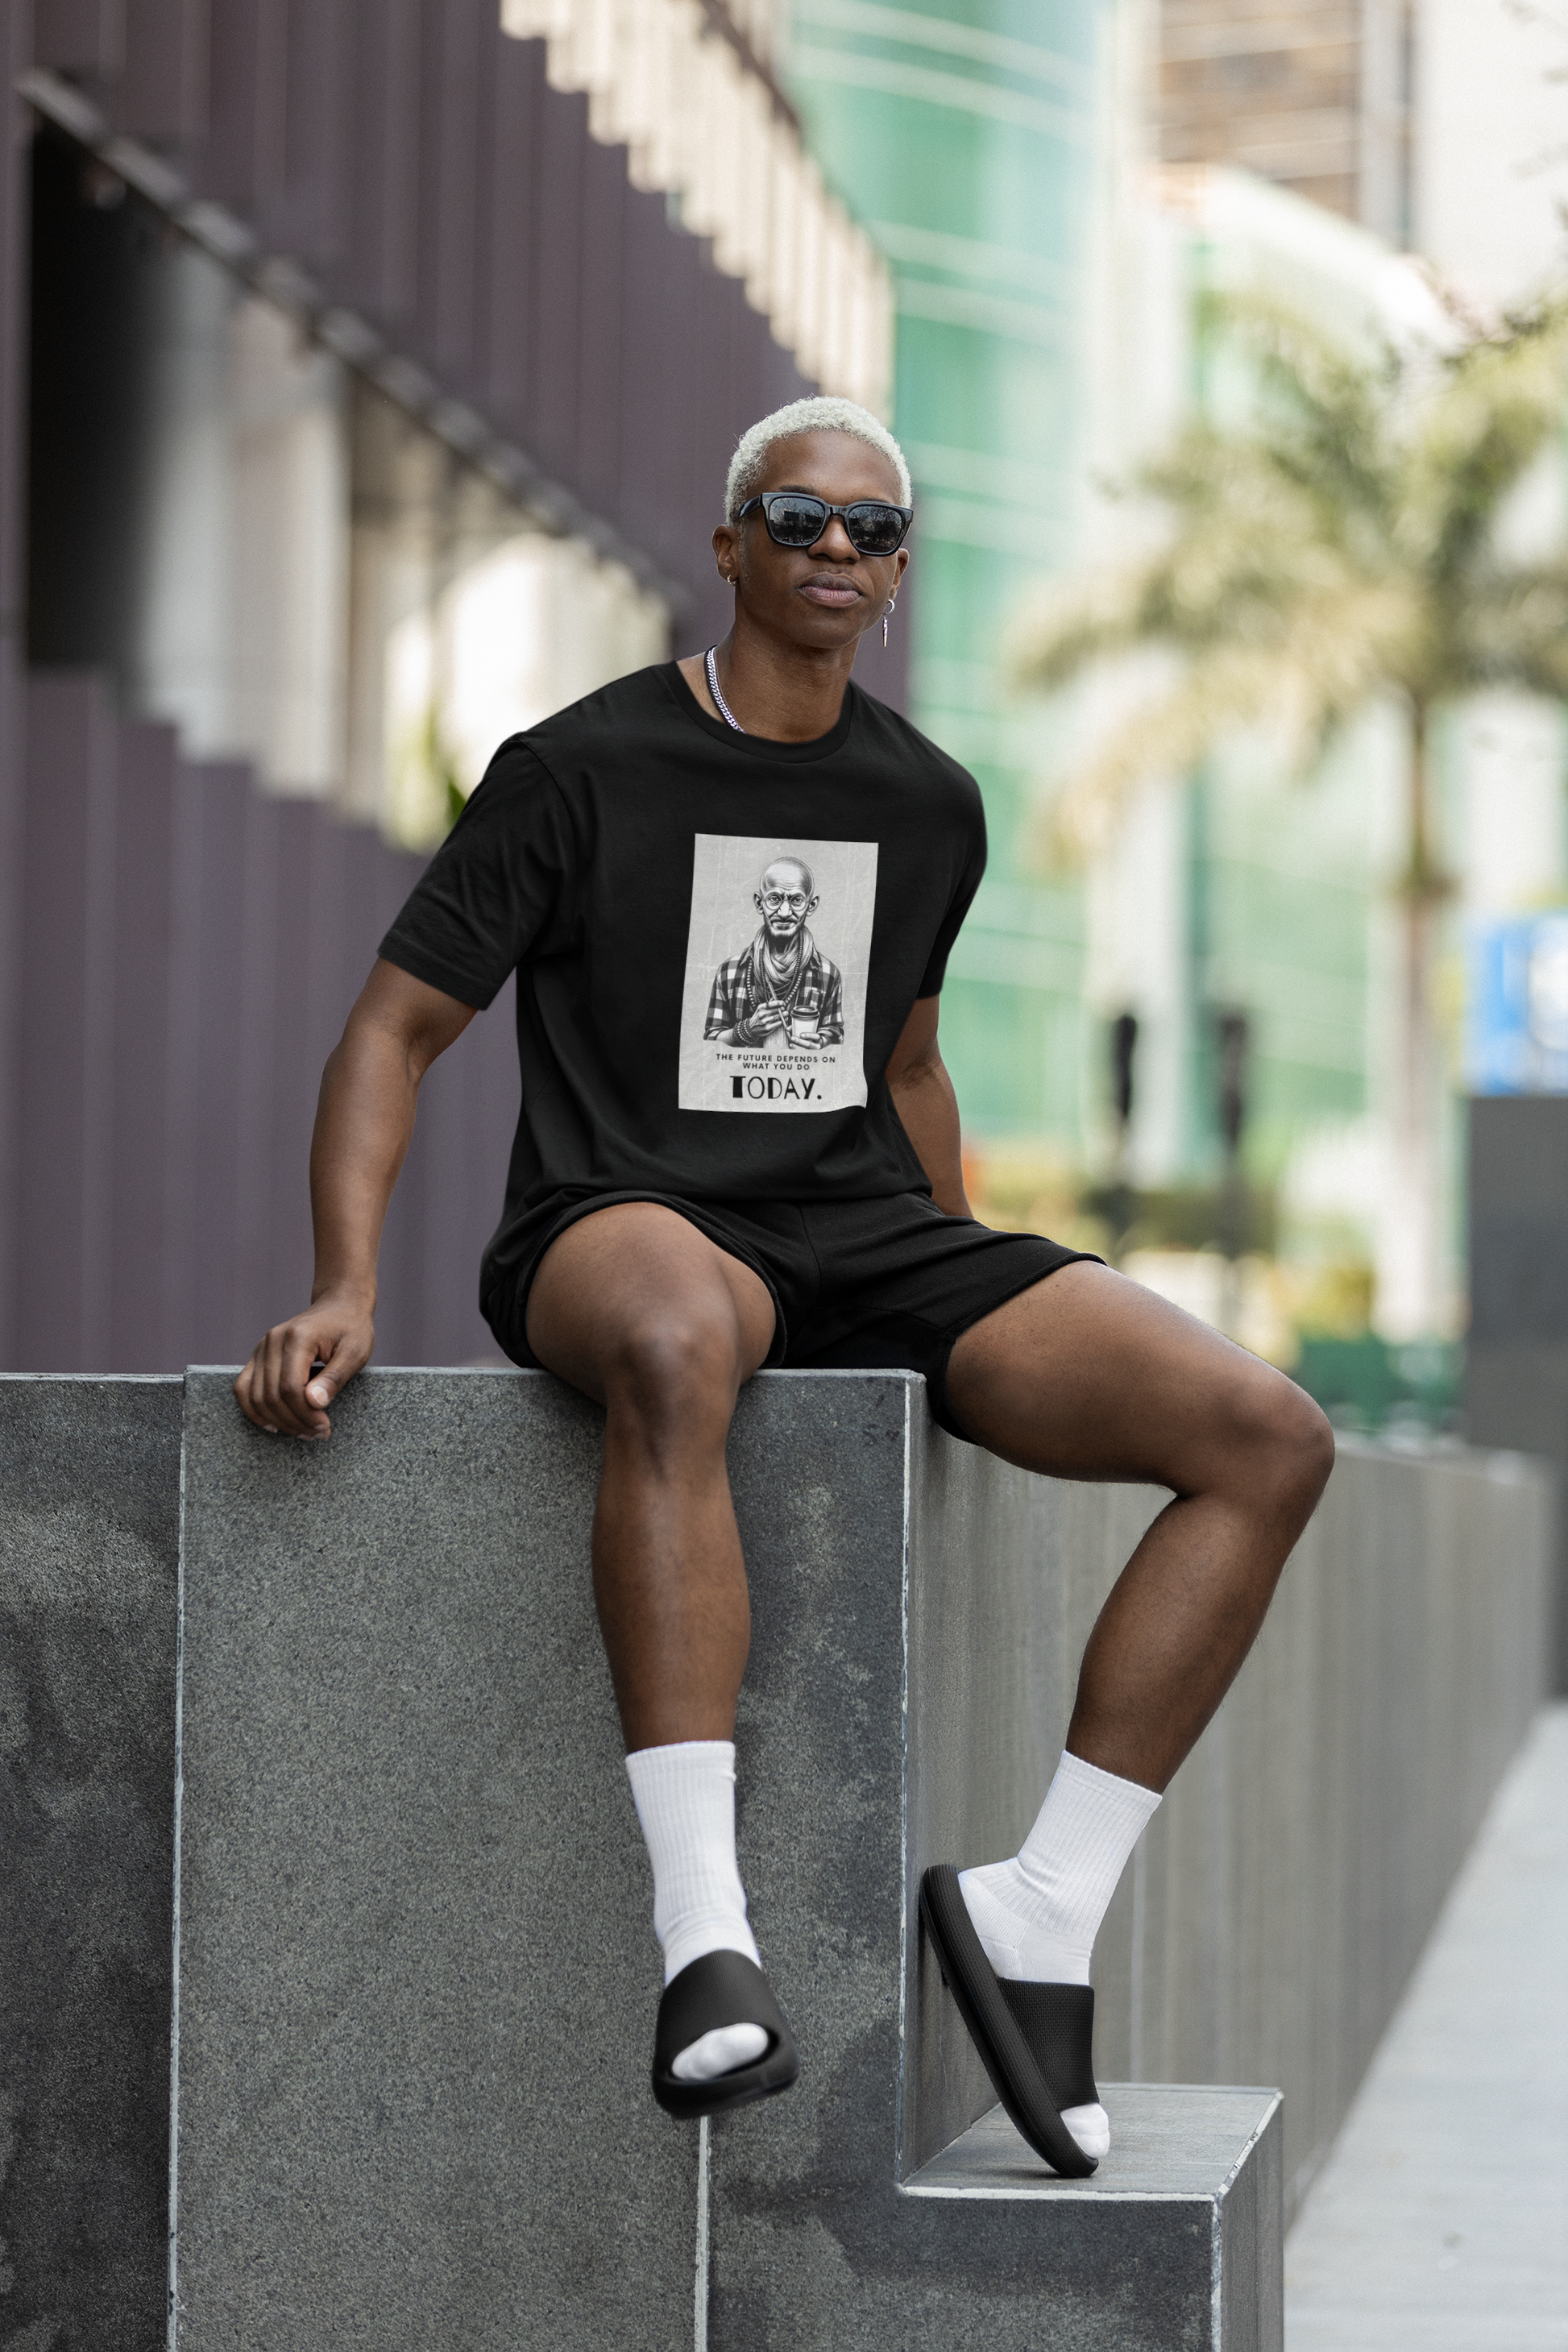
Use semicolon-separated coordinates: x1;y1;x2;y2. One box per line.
799;575;862;607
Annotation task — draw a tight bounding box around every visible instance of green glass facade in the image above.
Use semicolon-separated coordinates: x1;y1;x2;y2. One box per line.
1172;237;1388;1201
788;15;1405;1306
786;0;1110;1142
1184;754;1374;1192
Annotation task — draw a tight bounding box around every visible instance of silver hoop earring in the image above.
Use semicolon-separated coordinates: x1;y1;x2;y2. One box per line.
883;595;898;649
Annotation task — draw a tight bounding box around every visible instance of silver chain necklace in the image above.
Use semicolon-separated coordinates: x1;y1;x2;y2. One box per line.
704;645;745;733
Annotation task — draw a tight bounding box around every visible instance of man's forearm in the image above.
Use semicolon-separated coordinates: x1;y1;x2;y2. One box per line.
307;1016;422;1305
889;1052;971;1218
234;961;474;1439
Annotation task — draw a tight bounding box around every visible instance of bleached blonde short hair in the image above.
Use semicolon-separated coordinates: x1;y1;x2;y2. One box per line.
724;397;911;524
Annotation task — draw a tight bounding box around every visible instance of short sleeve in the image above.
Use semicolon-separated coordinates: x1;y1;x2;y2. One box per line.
916;797;987;998
378;740;579;1010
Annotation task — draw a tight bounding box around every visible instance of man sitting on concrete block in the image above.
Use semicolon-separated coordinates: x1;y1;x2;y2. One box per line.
235;396;1334;2176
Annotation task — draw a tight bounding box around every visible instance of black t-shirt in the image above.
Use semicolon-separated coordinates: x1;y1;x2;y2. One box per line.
378;661;986;1312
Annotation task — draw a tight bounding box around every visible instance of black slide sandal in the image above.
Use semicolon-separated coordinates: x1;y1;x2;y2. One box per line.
919;1865;1097;2177
998;1979;1099;2116
651;1949;801;2119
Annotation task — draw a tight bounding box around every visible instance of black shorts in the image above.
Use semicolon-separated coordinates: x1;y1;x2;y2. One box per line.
484;1190;1097;1443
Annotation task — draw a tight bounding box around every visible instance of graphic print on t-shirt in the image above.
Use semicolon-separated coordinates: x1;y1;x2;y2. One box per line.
677;833;877;1114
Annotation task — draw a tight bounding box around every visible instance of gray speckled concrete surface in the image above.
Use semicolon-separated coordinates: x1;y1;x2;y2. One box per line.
172;1367;696;2352
902;1416;1164;2175
710;1390;1278;2352
897;2087;1283;2352
0;1374;183;2352
6;1371;1549;2348
172;1367;1284;2352
1089;1435;1552;2218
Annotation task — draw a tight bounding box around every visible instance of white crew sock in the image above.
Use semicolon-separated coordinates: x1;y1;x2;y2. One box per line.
960;1751;1161;1984
959;1752;1161;2163
625;1740;768;2085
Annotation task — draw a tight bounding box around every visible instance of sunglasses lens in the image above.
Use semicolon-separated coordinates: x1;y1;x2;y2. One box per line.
846;504;906;554
765;495;830;545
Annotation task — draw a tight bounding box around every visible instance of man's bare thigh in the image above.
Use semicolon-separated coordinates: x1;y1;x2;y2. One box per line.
525;1201;777;1404
947;1259;1309;1489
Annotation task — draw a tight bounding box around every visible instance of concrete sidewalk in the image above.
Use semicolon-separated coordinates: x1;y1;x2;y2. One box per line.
1284;1703;1568;2350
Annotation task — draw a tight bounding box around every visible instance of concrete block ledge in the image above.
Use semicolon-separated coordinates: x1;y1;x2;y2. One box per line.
3;1369;1549;2351
167;1366;1276;2351
900;2087;1282;2348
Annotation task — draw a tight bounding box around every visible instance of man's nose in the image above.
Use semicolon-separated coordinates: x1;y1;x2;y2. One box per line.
810;515;859;561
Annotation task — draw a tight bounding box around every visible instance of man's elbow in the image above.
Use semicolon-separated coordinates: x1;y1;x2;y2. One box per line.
887;1044;944;1093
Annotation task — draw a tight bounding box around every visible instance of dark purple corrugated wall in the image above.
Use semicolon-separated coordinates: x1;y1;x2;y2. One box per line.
27;0;817;631
17;673;523;1369
0;1;902;1372
0;5;31;1370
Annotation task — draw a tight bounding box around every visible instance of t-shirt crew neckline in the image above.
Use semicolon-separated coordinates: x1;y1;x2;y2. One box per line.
659;658;857;763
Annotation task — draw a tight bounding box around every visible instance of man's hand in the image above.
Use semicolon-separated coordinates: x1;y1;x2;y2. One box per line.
234;1290;375;1438
738;1000;789;1043
230;960;475;1442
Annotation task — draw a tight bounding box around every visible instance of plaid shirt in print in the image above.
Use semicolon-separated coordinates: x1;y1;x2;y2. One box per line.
704;931;844;1045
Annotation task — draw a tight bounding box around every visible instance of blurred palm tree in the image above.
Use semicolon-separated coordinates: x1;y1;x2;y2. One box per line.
1009;291;1568;1336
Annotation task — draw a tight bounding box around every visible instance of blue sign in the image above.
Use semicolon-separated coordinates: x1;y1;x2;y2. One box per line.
1467;913;1568;1094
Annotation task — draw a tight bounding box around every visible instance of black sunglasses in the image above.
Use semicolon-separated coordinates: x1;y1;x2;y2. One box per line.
738;491;913;557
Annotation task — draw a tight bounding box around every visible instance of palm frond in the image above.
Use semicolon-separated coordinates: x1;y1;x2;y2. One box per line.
1407;296;1568;575
1028;577;1423;865
1004;558;1168;691
1193;289;1400;529
1010;285;1568;869
1011;430;1367;690
1454;562;1568;699
1195;288;1389;429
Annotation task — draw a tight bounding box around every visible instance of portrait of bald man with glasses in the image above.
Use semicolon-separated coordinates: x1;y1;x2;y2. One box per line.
704;855;844;1051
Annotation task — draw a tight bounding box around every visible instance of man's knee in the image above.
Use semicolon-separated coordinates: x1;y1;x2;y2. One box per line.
1234;1363;1335;1513
603;1302;746;1435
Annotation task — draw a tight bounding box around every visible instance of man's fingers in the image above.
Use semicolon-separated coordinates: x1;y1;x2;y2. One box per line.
278;1321;332;1433
305;1347;344;1406
255;1319;325;1437
306;1327;369;1411
244;1345;287;1436
233;1350;277;1433
260;1323;309;1436
234;1308;372;1440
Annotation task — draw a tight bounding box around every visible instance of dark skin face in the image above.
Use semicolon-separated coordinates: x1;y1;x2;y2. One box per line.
676;428;911;742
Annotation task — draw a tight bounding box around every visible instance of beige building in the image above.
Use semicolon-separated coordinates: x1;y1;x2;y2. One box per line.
1156;1;1414;239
